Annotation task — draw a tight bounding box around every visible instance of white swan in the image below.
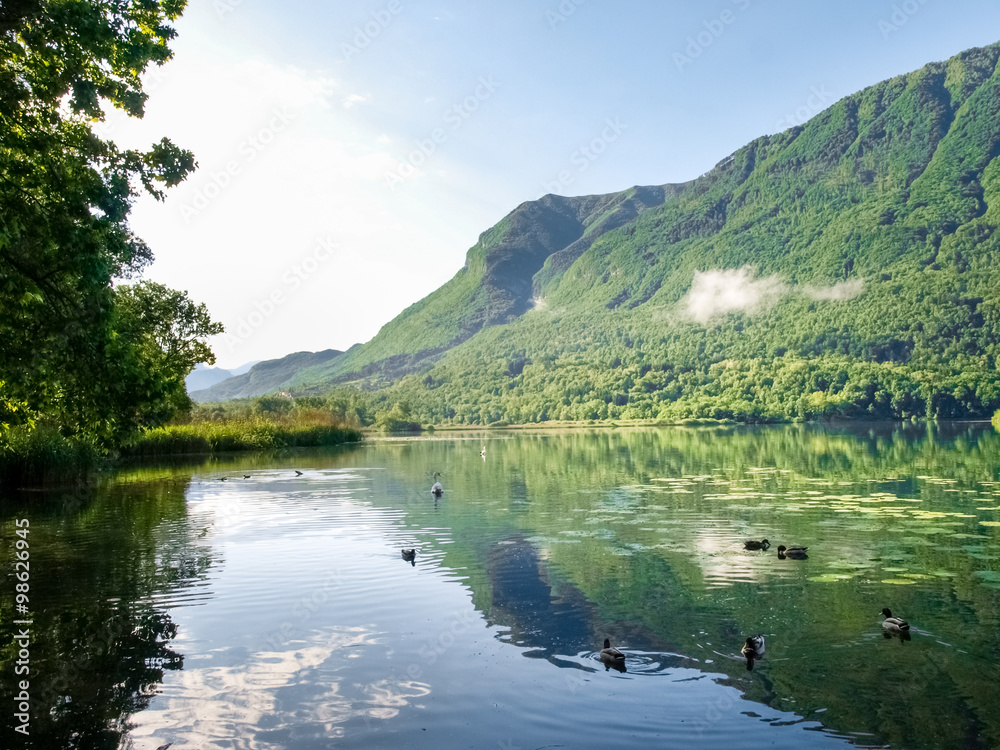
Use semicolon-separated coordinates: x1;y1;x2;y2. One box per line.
431;472;443;497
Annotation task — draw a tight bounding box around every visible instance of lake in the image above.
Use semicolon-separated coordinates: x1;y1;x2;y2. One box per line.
2;423;1000;749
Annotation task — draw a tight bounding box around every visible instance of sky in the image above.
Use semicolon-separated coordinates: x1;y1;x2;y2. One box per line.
109;0;1000;369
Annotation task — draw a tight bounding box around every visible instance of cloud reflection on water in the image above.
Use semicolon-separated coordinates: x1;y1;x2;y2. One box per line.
130;624;430;748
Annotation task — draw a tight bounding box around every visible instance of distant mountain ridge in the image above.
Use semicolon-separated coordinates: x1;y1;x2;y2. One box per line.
199;41;1000;423
185;360;258;392
190;350;341;402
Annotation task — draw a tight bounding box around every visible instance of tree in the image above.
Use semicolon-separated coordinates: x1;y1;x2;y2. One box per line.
0;1;219;448
374;402;418;432
101;281;223;441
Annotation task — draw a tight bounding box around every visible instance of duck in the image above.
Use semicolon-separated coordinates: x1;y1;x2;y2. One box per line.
600;638;626;665
243;475;251;479
431;472;443;497
881;608;910;632
742;634;765;671
743;538;770;550
741;635;765;658
401;549;416;565
777;545;808;559
294;470;303;476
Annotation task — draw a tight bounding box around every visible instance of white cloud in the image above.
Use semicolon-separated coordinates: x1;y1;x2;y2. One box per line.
683;268;866;324
685;267;787;323
342;93;369;109
805;278;864;300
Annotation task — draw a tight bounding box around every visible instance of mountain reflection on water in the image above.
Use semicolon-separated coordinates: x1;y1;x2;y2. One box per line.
1;422;998;749
488;535;596;661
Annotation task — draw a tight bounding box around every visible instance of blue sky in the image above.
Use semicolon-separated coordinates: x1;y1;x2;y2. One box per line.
114;0;1000;368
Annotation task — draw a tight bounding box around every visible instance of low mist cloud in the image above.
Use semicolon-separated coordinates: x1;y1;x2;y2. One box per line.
530;296;548;311
683;267;864;323
685;267;787;323
805;278;864;301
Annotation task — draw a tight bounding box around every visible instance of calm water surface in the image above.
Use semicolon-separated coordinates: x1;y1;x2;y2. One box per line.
2;423;1000;749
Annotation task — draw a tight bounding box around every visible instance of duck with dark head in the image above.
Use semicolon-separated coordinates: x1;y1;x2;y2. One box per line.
741;635;765;671
600;638;626;672
777;545;808;559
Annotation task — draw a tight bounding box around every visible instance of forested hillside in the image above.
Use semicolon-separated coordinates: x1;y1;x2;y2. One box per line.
266;43;1000;425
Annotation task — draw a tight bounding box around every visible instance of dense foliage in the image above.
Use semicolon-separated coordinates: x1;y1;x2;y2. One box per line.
275;42;1000;426
0;0;223;480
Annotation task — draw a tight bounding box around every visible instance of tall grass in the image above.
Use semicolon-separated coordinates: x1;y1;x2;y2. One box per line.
1;401;364;487
122;416;362;457
993;409;1000;431
0;425;101;486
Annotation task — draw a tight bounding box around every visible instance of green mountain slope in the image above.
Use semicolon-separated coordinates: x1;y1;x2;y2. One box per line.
190;350;341;402
288;42;1000;424
298;185;687;385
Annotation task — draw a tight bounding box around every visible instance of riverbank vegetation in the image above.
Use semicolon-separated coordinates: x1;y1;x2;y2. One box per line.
122;419;361;458
0;2;224;485
123;397;362;457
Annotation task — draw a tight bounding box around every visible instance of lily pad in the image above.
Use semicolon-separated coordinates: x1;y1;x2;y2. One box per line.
882;578;918;585
809;573;855;582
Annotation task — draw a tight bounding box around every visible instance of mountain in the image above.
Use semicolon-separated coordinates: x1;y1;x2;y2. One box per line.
186;364;234;392
221;42;1000;424
292;185;687;387
190;350;342;402
185;360;259;392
